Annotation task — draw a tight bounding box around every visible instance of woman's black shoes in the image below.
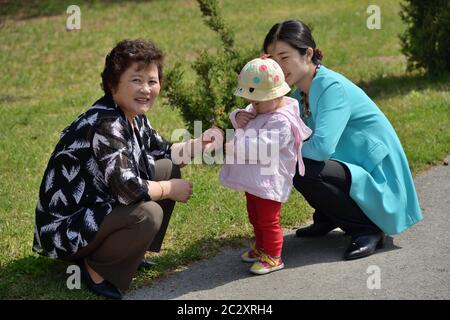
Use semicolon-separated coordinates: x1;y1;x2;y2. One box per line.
344;233;385;260
138;259;156;270
295;223;336;237
78;260;123;300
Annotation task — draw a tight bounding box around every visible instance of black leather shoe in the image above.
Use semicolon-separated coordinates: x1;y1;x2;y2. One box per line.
344;233;385;260
78;260;123;300
296;223;336;237
138;259;156;270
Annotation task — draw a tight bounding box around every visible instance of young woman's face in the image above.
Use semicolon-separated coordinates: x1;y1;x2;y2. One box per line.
112;62;161;121
267;41;312;87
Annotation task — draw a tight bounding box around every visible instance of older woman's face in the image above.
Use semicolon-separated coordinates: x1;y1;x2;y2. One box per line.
112;62;161;121
267;41;312;87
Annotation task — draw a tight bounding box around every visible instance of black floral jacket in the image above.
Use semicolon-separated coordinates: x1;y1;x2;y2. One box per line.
33;95;172;259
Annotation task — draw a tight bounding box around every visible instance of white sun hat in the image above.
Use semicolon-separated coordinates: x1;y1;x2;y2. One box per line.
234;56;291;101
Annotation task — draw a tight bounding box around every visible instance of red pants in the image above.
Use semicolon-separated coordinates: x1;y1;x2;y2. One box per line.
245;192;283;257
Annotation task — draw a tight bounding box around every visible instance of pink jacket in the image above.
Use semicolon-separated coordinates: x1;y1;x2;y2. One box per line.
220;97;312;203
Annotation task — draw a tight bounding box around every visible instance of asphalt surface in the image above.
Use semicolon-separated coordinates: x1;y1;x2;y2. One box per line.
127;163;450;300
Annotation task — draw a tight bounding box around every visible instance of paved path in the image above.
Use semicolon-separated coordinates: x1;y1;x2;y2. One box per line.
127;163;450;300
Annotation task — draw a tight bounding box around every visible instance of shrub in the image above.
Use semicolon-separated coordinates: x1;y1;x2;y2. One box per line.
164;0;259;133
399;0;450;75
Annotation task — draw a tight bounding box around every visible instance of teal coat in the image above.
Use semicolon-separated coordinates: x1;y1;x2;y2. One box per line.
293;66;422;235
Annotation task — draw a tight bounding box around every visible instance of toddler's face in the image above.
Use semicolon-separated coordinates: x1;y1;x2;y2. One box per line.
249;97;283;114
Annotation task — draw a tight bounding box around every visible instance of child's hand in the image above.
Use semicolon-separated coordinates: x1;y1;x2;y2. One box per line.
235;111;256;128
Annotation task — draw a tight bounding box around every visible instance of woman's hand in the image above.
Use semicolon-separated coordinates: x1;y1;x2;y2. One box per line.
170;128;224;166
200;127;224;152
235;111;256;128
161;179;193;203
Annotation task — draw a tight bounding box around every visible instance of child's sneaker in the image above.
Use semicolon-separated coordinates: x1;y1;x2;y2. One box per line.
250;253;284;275
241;243;263;263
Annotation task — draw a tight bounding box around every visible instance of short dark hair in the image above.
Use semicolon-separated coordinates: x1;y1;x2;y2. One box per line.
101;39;164;96
263;20;321;65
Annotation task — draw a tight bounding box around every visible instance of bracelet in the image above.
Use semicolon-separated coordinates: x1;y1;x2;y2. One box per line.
158;181;165;200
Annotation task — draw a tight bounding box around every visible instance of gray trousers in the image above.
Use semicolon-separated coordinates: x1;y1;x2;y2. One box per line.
69;159;180;290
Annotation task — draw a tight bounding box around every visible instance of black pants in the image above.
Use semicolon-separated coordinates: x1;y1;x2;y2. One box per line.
293;158;381;237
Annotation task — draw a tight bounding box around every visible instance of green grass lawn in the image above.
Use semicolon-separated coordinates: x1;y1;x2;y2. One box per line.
0;0;449;299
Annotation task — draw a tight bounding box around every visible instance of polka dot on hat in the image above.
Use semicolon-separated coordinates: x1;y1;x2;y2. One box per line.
259;64;268;72
253;76;261;84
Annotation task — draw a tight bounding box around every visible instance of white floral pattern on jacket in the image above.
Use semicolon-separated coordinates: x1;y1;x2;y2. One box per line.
33;96;172;259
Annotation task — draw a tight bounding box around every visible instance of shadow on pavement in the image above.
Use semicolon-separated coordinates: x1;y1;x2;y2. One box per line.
127;230;400;299
283;230;399;269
